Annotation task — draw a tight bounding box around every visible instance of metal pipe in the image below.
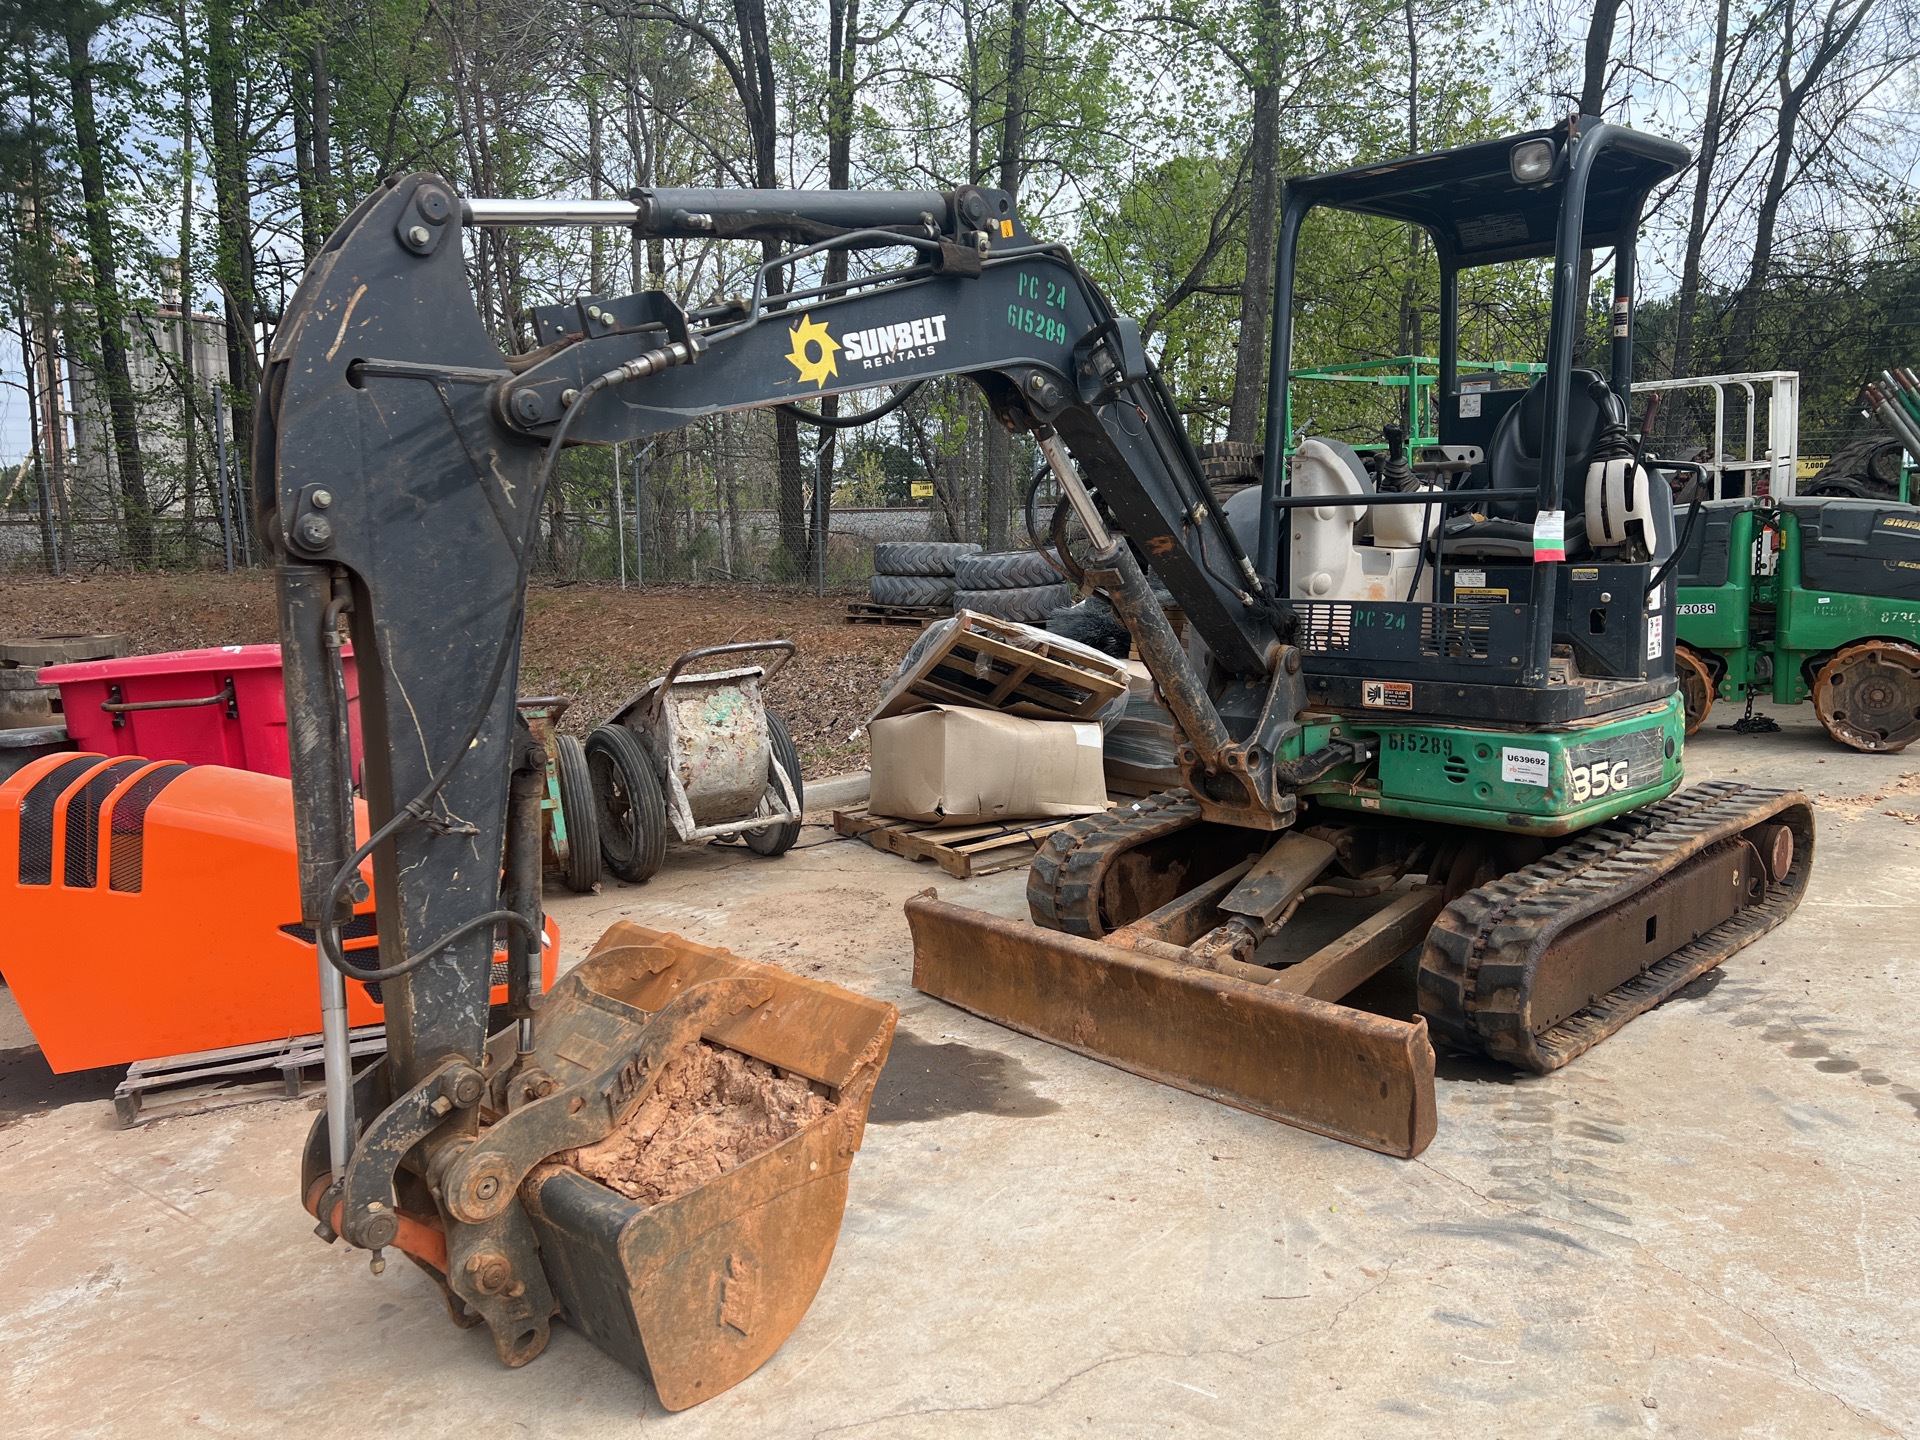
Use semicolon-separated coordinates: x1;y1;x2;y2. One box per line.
1869;385;1920;459
1260;194;1309;590
464;187;954;236
614;442;625;589
1437;258;1460;415
1524;121;1602;685
1608;238;1636;402
319;582;357;1179
502;745;546;1037
1037;433;1114;550
465;197;640;226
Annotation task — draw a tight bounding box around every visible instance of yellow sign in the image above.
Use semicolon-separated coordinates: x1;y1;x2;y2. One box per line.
910;480;935;499
1798;455;1829;478
785;313;840;389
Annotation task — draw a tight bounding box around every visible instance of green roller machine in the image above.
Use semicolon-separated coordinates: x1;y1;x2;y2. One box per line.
1674;494;1920;751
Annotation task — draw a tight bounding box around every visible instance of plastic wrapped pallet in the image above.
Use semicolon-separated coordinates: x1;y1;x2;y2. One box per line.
868;705;1106;826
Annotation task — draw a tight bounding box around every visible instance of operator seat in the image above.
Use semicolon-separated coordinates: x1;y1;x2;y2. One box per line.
1439;369;1608;560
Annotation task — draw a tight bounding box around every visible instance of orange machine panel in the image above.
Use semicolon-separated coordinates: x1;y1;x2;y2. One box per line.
0;753;559;1072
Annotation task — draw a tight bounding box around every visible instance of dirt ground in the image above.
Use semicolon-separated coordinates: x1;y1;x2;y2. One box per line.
0;573;916;775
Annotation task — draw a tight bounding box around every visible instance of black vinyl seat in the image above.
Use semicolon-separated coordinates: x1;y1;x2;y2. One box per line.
1439;369;1608;560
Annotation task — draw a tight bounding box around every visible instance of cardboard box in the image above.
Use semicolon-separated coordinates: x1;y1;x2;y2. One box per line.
869;705;1106;826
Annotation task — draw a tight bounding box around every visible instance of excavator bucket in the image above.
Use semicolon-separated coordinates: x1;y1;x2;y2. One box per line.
516;924;896;1409
304;922;895;1411
906;893;1438;1158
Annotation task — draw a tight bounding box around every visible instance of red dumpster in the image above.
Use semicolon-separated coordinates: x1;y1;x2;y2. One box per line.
40;644;362;782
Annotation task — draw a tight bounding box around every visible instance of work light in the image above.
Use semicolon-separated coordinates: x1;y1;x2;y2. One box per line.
1510;139;1556;183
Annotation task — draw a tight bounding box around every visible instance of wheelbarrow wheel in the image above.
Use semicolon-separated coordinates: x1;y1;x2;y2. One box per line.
586;724;669;882
554;732;603;893
744;711;805;857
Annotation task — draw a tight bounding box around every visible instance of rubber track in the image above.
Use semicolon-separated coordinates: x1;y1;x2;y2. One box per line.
1028;791;1200;937
1418;780;1810;1073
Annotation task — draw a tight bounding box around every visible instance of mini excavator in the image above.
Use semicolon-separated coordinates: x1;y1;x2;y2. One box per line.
261;114;1812;1398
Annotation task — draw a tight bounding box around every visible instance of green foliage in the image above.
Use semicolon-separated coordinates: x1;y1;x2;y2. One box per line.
2;0;1915;575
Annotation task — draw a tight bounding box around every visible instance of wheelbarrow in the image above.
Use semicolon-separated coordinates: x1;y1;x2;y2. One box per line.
586;642;805;883
517;697;601;893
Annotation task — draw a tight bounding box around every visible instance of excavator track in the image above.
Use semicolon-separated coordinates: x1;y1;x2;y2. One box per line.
1418;780;1814;1073
1029;791;1208;937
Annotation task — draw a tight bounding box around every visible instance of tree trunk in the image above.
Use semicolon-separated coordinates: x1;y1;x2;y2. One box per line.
1578;0;1625;114
1394;0;1423;390
1727;0;1878;372
178;0;200;562
65;17;155;566
312;37;334;234
11;292;58;572
983;0;1029;548
1570;0;1625;365
807;0;864;582
206;0;261;507
723;0;809;575
1670;0;1734;390
1227;76;1281;446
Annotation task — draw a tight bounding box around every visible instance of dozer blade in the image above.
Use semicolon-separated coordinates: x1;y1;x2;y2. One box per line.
521;924;896;1410
906;892;1437;1158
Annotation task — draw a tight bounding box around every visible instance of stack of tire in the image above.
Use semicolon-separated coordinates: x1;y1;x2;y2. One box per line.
1194;440;1263;504
951;548;1073;624
868;541;981;612
1808;437;1906;500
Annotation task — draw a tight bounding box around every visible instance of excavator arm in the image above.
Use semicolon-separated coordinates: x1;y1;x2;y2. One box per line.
257;172;1304;1391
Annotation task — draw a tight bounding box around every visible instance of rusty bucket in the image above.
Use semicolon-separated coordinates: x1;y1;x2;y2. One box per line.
517;923;895;1409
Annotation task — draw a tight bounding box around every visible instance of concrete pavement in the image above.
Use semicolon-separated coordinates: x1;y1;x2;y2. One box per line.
0;703;1914;1437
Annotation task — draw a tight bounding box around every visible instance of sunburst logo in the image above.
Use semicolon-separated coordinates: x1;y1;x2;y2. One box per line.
784;314;840;389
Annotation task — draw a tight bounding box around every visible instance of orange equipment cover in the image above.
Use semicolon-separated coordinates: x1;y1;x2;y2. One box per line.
0;752;558;1073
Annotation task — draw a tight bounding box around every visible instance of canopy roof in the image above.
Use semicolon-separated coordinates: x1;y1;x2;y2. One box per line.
1285;121;1690;268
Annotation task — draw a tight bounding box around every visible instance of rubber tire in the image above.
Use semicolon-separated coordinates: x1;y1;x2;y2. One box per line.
953;549;1062;590
744;711;805;857
872;540;980;577
1811;436;1904;495
553;732;603;893
1046;596;1132;658
1194;440;1262;484
586;725;669;883
868;573;957;608
953;582;1074;624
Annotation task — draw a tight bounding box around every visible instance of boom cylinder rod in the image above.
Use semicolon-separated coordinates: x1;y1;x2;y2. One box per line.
1036;433;1233;765
319;588;358;1179
465;187;953;233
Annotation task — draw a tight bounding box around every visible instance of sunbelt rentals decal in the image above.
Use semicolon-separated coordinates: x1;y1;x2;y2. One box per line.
784;311;949;389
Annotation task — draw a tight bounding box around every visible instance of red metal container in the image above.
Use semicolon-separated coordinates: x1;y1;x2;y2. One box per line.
40;644;362;781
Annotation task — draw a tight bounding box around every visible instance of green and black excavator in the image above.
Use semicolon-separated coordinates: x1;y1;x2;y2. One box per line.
260;114;1813;1397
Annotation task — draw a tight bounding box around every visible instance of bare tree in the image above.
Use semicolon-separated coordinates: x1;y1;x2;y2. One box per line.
1727;0;1904;370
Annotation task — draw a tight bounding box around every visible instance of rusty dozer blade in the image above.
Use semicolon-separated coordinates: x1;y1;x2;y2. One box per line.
304;923;895;1411
906;892;1437;1158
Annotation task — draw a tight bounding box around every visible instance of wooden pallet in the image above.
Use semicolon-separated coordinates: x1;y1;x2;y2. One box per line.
832;805;1095;879
112;1024;388;1127
845;601;948;627
869;610;1129;722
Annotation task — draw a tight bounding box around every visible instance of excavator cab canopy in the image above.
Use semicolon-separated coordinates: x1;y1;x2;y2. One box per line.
1259;117;1691;702
1281;121;1689;268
